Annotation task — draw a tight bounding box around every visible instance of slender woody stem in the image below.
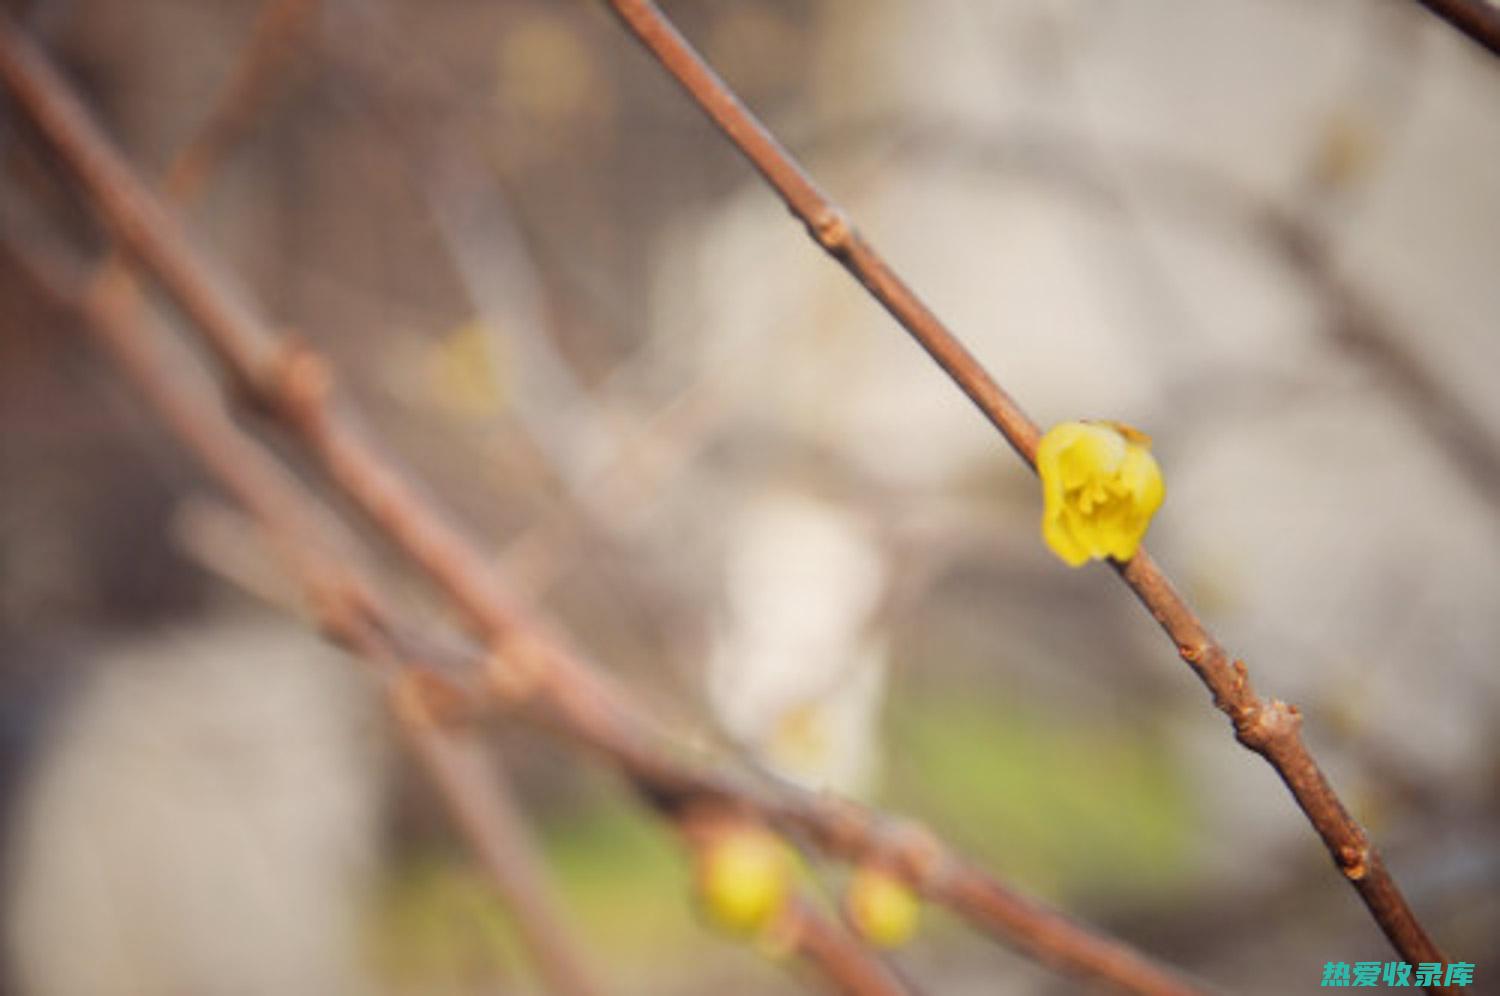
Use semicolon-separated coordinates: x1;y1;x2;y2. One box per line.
598;0;1451;985
20;247;605;996
783;897;914;996
4;5;604;991
1414;0;1500;58
0;15;1202;995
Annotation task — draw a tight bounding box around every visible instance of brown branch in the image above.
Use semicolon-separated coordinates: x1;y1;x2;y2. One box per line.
846;120;1500;518
85;0;321;329
597;0;1454;986
160;0;321;203
0;15;1204;996
382;671;607;996
1260;217;1500;518
70;256;913;996
1413;0;1500;59
2;9;604;992
781;897;913;996
606;4;1042;470
10;245;604;996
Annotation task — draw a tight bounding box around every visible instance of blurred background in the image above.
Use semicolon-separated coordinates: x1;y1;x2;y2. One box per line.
1;0;1498;992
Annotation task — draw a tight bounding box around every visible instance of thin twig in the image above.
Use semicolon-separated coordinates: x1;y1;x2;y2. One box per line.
0;16;1204;996
956;123;1500;518
597;0;1452;985
381;657;607;996
161;0;321;203
11;245;604;996
2;8;605;990
1261;218;1500;518
1413;0;1500;58
781;897;913;996
25;239;925;996
86;0;321;323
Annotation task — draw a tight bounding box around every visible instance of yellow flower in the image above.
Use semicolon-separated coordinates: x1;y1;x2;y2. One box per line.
845;867;920;948
1037;421;1165;567
698;827;792;934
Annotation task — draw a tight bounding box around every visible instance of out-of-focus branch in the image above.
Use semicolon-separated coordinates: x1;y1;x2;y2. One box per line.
860;121;1500;518
88;0;321;319
598;0;1453;985
382;673;606;996
325;0;702;682
1413;0;1500;59
1263;219;1500;516
3;7;606;992
9;245;603;996
159;0;321;202
22;240;922;996
780;897;914;996
0;16;1203;996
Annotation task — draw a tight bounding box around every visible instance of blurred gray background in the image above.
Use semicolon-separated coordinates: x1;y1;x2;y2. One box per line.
1;0;1497;993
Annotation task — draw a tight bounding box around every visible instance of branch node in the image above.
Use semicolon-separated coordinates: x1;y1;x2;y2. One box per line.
804;792;872;854
485;630;549;705
306;571;366;636
807;207;853;257
1338;844;1371;882
389;667;438;731
1231;659;1250;693
269;334;333;423
1233;697;1301;752
888;821;949;893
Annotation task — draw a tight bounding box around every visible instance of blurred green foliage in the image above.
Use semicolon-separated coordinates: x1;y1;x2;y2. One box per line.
883;689;1194;903
369;693;1193;990
369;781;773;993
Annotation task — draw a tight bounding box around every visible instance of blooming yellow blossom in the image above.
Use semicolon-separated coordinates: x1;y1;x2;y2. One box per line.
845;866;920;948
1037;420;1165;567
698;826;792;934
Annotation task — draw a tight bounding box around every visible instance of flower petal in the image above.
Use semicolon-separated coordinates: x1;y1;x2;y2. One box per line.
1036;420;1165;567
1042;507;1091;566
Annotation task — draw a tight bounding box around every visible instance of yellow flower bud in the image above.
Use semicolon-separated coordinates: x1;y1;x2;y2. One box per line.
697;827;792;934
1037;420;1165;567
845;867;920;948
